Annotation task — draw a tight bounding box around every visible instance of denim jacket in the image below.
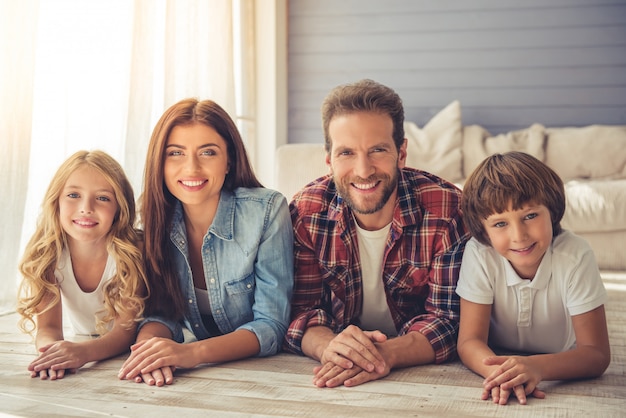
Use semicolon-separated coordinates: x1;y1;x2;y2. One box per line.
143;187;294;357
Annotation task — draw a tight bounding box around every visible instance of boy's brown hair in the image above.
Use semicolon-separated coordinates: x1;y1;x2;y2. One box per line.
462;151;565;246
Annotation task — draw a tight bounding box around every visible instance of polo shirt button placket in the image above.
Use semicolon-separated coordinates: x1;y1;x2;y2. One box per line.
517;286;532;327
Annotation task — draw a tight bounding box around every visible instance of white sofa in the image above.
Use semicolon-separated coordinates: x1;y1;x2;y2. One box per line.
275;101;626;271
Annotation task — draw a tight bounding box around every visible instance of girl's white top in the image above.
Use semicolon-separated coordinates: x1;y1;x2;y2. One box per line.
55;248;116;335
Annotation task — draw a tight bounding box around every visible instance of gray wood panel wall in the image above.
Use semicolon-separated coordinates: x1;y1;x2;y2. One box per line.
287;0;626;144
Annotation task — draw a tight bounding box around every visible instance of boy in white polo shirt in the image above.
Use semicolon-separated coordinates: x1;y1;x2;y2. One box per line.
456;151;610;406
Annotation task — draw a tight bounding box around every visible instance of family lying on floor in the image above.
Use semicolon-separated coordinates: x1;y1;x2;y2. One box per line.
16;80;610;406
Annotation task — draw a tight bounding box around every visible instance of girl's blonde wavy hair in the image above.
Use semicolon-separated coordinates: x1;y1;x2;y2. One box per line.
17;150;149;336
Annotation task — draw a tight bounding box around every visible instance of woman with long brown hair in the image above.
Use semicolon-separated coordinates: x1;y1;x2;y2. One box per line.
118;98;293;386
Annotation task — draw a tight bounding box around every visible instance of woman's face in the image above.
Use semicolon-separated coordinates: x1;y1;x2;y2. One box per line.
163;123;230;209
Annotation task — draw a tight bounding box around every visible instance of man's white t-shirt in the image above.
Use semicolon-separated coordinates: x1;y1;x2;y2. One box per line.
355;221;397;337
55;248;116;335
456;230;607;354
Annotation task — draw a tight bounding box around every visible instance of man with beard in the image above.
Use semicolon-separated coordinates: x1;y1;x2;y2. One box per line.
283;79;469;388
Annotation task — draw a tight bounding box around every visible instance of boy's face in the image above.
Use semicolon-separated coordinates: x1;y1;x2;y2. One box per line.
483;202;553;280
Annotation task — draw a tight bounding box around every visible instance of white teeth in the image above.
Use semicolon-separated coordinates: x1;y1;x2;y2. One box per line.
75;220;96;226
353;182;376;190
182;180;204;187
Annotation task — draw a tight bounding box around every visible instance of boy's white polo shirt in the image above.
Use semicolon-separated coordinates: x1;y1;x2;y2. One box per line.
456;231;607;354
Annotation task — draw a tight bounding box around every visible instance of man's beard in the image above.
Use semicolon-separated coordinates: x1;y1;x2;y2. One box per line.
334;168;399;215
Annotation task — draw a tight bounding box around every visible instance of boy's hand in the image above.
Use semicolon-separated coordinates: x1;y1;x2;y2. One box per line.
482;355;546;404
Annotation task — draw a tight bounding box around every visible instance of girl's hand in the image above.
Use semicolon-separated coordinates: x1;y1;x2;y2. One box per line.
29;366;75;380
28;341;86;379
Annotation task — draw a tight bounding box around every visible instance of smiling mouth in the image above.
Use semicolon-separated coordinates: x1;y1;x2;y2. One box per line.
352;181;378;191
511;243;536;253
74;219;97;227
180;180;206;187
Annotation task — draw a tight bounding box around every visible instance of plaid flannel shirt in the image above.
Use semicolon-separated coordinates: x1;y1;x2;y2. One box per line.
283;168;469;363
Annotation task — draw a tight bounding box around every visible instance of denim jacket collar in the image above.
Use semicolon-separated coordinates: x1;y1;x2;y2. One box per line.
171;189;236;242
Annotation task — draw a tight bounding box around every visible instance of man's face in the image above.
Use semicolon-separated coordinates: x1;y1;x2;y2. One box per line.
326;111;406;230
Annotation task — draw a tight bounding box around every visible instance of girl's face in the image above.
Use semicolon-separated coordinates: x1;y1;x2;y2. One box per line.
59;166;118;246
483;202;553;280
163;123;230;209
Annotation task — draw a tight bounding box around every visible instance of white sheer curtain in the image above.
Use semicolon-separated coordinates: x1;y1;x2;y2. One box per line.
0;0;256;313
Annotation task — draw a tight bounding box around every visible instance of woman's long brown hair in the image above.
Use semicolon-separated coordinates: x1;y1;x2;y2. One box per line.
140;98;262;319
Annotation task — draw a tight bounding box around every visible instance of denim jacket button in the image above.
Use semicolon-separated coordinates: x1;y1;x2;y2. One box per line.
210;278;216;283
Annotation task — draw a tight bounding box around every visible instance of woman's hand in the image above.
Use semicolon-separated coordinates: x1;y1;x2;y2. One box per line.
118;337;197;383
130;366;177;386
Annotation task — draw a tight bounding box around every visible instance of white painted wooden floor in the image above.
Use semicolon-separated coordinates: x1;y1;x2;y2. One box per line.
1;271;624;417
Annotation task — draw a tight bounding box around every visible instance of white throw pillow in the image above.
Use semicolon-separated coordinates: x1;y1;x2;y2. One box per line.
462;124;546;180
562;179;626;232
483;124;546;161
462;125;492;179
545;125;626;181
404;100;463;183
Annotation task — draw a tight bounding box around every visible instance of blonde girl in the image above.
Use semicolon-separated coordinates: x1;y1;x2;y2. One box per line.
17;150;148;380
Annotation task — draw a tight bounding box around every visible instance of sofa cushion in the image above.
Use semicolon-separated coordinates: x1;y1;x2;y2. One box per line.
561;178;626;233
545;125;626;181
275;143;328;200
404;100;463;183
573;230;626;271
462;123;546;179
